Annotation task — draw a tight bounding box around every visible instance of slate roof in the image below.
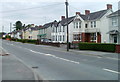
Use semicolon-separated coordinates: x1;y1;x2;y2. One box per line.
60;16;75;26
58;9;108;26
42;22;53;28
84;9;108;20
40;9;109;28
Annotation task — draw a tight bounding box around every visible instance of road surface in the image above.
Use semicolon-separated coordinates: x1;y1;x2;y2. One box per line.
1;40;119;80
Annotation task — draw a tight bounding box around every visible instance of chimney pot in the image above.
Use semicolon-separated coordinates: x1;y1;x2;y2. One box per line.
85;10;90;15
61;16;65;20
76;12;81;15
107;4;112;9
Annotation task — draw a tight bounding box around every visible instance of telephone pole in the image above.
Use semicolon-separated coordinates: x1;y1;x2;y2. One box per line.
10;23;12;40
2;26;4;33
10;23;12;33
2;26;4;38
65;0;69;51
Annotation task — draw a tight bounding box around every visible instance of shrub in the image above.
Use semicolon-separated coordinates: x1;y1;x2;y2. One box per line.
79;42;116;52
15;39;37;44
5;35;11;39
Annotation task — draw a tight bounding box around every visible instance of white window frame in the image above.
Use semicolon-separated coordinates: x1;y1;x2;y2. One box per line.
73;34;81;41
112;17;117;27
90;33;96;41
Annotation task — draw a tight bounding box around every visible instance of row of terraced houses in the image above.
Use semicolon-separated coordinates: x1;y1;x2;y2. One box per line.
10;4;120;44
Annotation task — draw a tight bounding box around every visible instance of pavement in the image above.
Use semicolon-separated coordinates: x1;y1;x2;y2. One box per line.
1;48;37;81
1;39;119;80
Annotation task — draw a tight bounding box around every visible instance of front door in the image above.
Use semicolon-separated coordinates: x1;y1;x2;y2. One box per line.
113;35;117;43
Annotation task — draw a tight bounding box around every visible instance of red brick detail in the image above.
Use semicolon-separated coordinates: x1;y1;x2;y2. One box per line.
85;33;90;42
76;12;81;15
85;10;90;15
72;41;81;43
116;45;120;53
107;4;112;9
97;33;101;43
61;16;65;20
82;33;86;42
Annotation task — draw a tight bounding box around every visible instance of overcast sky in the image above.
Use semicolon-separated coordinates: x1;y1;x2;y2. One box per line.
0;0;119;33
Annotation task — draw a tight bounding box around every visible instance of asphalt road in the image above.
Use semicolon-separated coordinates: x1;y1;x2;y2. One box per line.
1;40;119;80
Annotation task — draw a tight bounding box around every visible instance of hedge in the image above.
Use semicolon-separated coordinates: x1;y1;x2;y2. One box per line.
79;42;116;52
12;39;37;44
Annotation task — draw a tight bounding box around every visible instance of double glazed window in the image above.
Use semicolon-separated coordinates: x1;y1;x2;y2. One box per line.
91;21;96;28
90;33;96;41
73;34;81;41
74;21;81;28
112;17;117;27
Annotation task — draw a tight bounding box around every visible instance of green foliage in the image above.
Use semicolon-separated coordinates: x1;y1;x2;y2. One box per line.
5;35;11;39
15;39;37;44
79;42;116;52
14;21;22;30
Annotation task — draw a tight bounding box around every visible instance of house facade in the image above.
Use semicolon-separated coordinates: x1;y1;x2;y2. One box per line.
11;30;22;39
23;26;40;40
37;21;54;40
51;4;113;43
107;10;120;44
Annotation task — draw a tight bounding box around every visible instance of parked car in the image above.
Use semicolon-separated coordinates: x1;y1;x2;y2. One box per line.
41;38;52;43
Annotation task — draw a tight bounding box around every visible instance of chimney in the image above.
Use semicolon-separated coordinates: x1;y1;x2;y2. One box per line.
61;16;65;20
107;4;112;9
76;12;81;15
39;25;42;28
31;24;34;27
85;10;90;15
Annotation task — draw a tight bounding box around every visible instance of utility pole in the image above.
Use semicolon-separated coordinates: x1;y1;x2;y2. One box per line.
10;23;12;41
65;0;69;51
10;23;12;33
2;26;4;33
2;26;4;38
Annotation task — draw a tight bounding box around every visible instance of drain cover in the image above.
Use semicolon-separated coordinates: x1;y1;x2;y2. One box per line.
0;53;9;56
32;66;39;69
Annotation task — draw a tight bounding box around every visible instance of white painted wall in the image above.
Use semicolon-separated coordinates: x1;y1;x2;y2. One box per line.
99;9;113;43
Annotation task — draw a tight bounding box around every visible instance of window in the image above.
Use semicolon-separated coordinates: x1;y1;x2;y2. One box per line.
79;22;81;28
56;27;57;33
63;35;65;41
73;34;81;40
91;33;96;41
85;24;88;28
53;27;55;32
74;21;81;28
91;22;93;28
60;35;61;41
94;21;96;27
56;35;57;41
30;31;32;34
52;36;55;41
60;26;61;32
74;22;76;28
76;22;78;28
91;21;96;28
112;18;117;27
63;26;65;32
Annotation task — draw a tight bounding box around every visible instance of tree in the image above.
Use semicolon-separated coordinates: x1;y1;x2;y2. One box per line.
14;21;22;30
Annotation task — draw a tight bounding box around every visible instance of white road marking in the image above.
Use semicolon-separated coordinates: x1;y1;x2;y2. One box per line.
103;68;120;74
106;57;119;60
97;57;102;58
28;49;80;64
44;54;55;57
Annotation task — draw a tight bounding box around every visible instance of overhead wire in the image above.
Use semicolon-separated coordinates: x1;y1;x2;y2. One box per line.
1;2;64;13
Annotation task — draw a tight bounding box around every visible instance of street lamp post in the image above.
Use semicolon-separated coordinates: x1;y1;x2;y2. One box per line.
65;0;69;51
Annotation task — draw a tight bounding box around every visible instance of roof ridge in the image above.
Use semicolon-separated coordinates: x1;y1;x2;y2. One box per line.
88;9;107;15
